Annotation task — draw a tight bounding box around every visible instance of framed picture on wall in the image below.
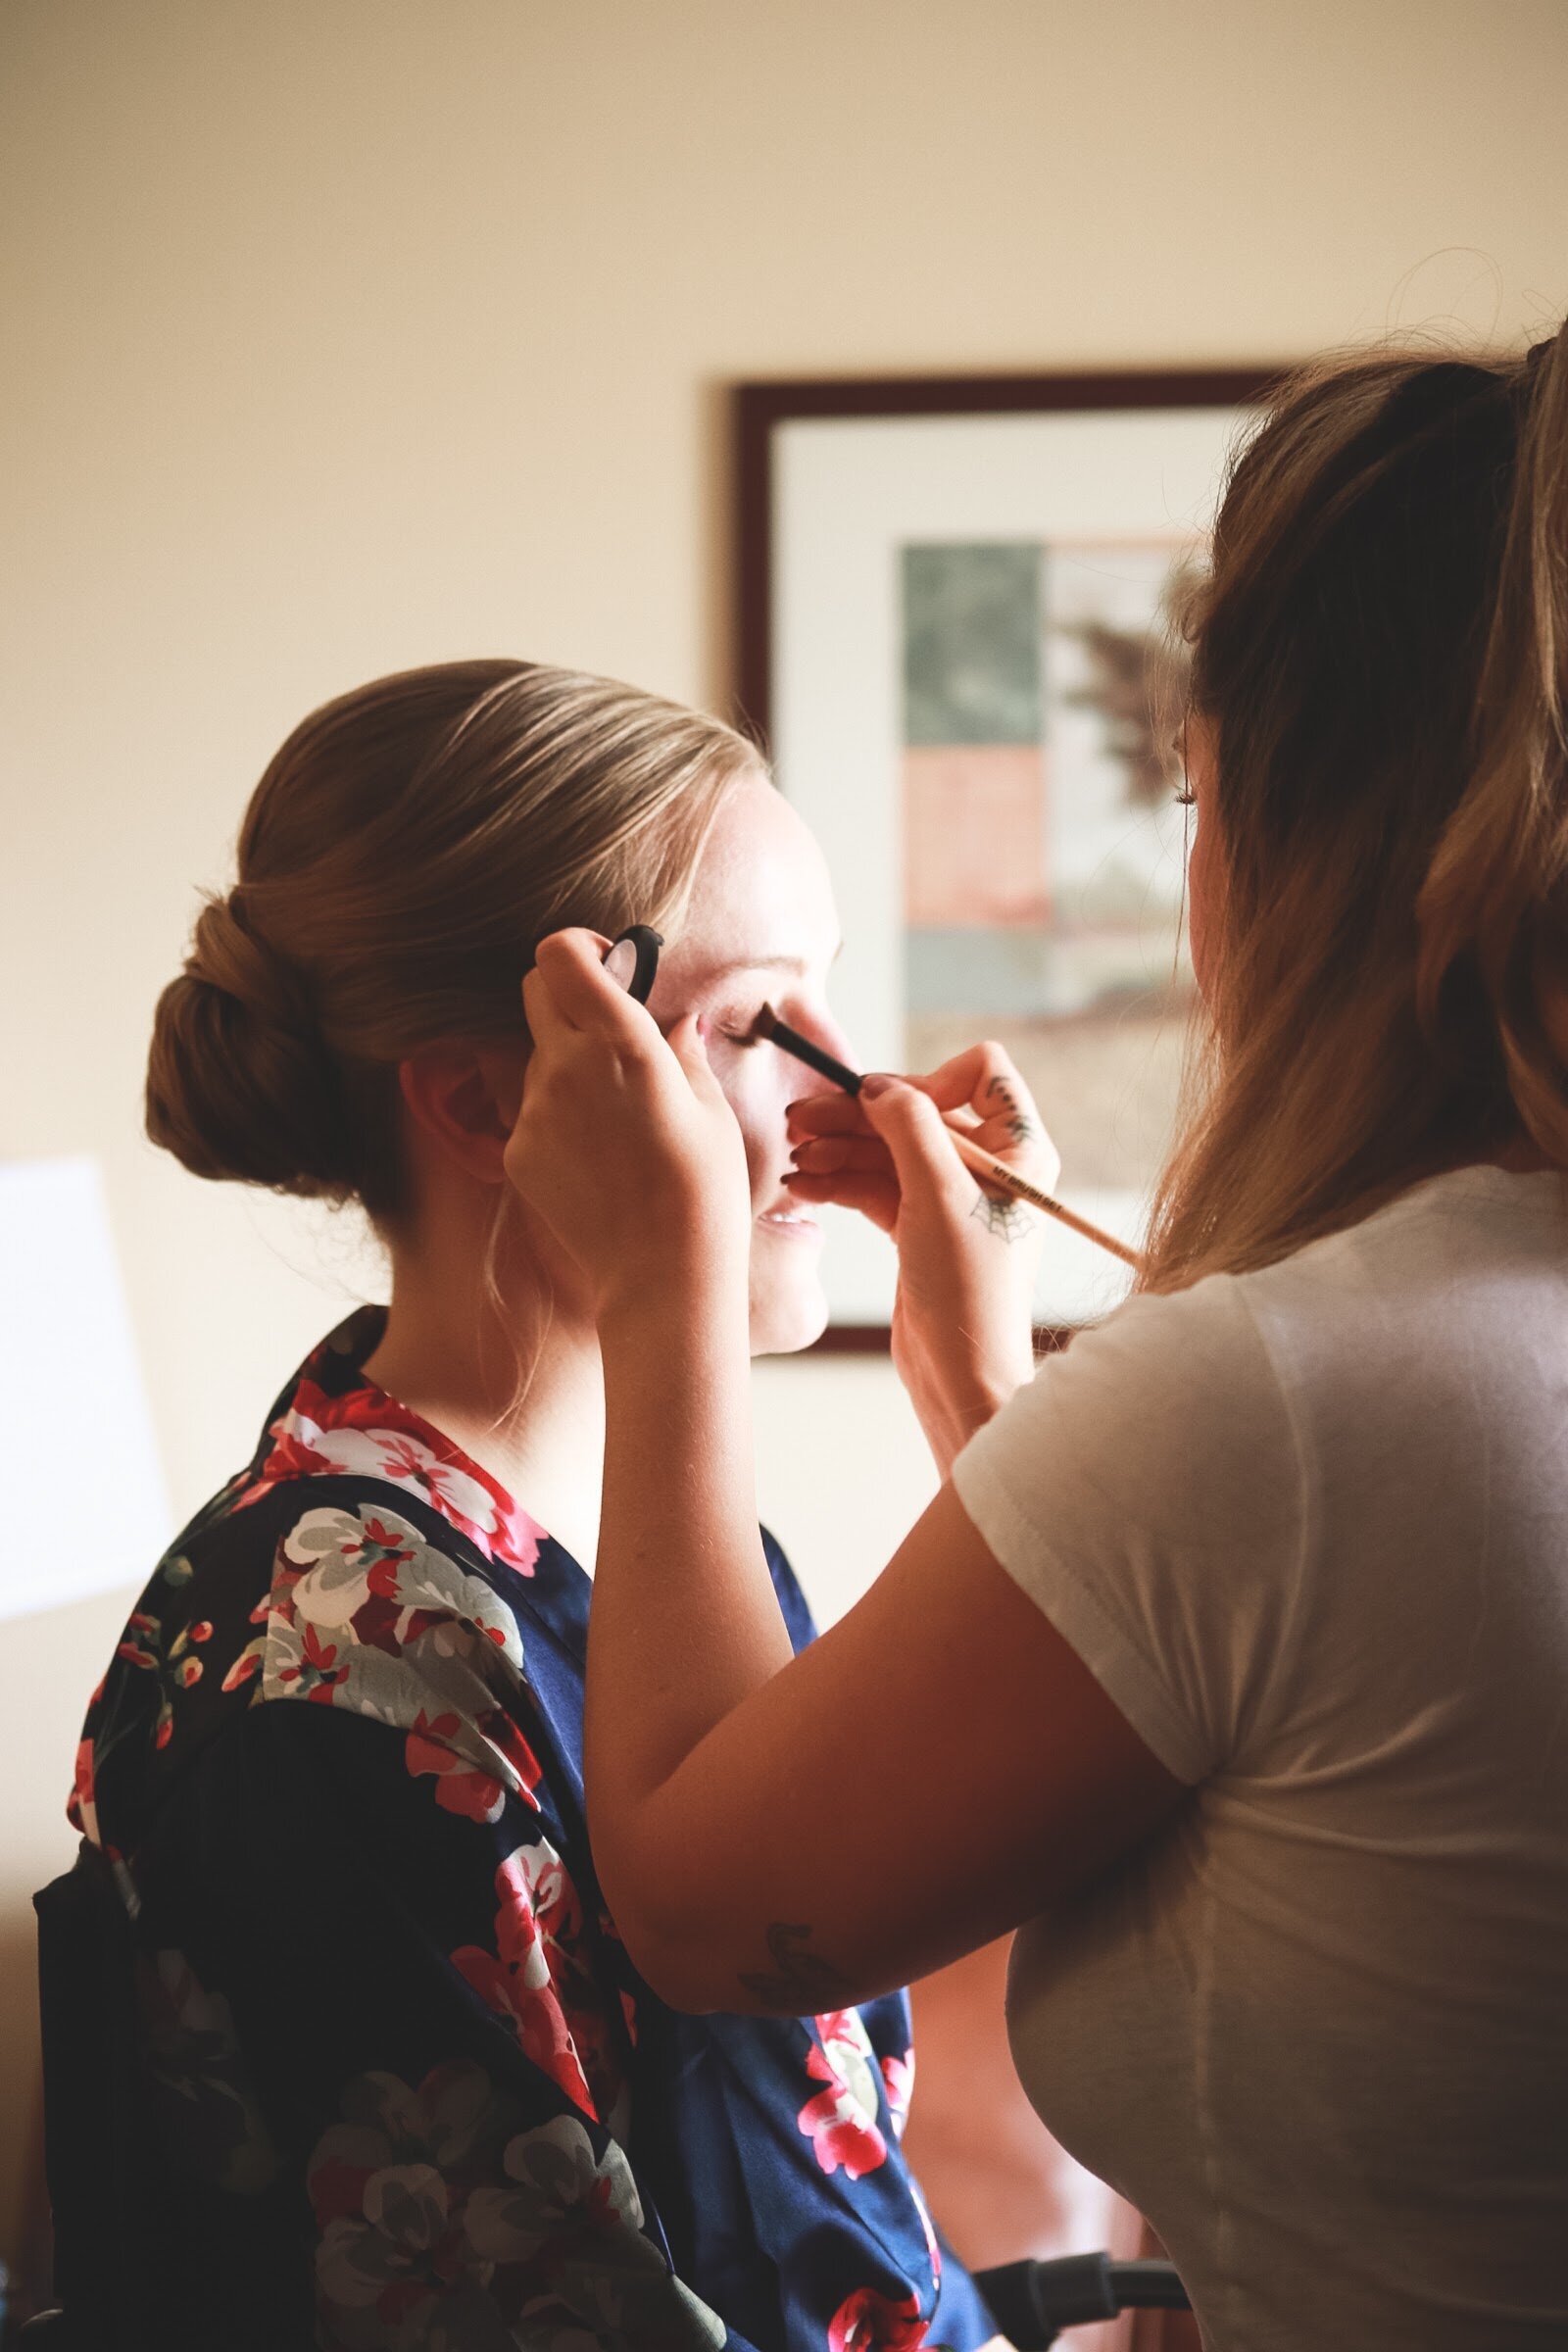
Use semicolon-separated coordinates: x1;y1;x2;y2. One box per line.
734;367;1278;1348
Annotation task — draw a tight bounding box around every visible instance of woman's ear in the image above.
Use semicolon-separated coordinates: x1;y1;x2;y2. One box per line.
396;1043;527;1184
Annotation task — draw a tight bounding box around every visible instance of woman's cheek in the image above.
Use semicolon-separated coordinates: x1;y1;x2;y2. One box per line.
712;1065;772;1208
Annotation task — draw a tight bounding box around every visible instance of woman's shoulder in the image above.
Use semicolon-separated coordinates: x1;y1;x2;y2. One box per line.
1044;1262;1287;1431
240;1307;553;1579
73;1468;563;1857
1182;1163;1568;1402
956;1264;1302;1597
972;1161;1568;1546
1077;1163;1567;1371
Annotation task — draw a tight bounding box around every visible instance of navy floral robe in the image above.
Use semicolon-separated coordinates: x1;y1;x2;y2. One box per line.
59;1305;996;2352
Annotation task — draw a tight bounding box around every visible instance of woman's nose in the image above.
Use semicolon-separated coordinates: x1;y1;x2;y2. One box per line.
773;1008;858;1103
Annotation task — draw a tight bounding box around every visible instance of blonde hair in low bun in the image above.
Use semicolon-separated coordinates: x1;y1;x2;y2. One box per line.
147;891;366;1203
145;660;760;1227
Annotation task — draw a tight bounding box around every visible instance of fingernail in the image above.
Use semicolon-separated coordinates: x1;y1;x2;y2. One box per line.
858;1072;898;1100
696;1014;710;1042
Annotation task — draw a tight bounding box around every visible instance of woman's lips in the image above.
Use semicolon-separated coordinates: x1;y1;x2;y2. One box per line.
756;1202;822;1241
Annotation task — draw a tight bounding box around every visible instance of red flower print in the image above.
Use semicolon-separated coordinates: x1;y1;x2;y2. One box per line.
880;2049;914;2138
404;1707;541;1825
452;1845;596;2114
907;2176;942;2283
344;1590;442;1662
275;1621;351;1703
827;2284;930;2351
220;1637;266;1693
798;2010;889;2180
357;1516;417;1586
108;1608;218;1755
256;1421;336;1483
239;1378;546;1575
66;1737;97;1840
483;1710;543;1806
165;1619;210;1694
116;1610;161;1671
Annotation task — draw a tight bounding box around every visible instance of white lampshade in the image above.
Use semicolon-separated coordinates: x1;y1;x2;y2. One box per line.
0;1156;172;1621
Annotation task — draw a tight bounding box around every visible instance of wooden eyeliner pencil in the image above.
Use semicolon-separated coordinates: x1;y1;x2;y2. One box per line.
755;1004;1145;1274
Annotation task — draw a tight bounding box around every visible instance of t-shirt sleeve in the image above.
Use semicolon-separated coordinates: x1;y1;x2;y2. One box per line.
951;1276;1307;1783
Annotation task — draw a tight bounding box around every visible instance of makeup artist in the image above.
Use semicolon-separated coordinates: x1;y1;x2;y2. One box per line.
508;323;1568;2352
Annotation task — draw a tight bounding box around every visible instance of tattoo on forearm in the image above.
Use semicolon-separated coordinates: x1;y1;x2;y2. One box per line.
738;1921;852;2010
985;1073;1035;1147
970;1190;1032;1243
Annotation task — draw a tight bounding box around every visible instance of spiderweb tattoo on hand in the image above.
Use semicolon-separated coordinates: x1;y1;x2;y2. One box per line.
970;1190;1033;1243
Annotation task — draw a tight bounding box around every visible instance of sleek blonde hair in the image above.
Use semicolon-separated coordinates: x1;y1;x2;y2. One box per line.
147;661;759;1227
1142;322;1568;1293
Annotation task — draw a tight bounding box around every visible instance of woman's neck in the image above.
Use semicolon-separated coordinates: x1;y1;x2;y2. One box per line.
361;1253;608;1575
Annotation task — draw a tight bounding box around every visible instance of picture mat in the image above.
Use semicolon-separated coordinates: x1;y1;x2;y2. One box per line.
772;405;1247;1326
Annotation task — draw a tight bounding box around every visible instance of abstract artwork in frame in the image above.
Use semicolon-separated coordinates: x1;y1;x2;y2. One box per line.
735;368;1278;1348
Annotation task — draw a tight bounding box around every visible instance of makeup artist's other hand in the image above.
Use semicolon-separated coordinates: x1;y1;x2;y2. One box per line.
506;929;752;1321
785;1044;1056;1472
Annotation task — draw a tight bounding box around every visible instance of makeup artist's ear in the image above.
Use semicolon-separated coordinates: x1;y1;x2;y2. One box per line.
396;1042;528;1184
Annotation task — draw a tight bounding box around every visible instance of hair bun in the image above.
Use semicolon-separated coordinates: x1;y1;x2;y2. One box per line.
184;890;317;1030
143;659;758;1226
145;892;356;1200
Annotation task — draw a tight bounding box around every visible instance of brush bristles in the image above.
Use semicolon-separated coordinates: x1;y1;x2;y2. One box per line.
750;1004;863;1096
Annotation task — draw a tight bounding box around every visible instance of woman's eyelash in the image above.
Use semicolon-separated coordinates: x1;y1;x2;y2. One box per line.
718;1023;762;1048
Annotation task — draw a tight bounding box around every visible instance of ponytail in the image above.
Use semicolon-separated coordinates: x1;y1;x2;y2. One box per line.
1416;325;1568;1159
1143;322;1568;1295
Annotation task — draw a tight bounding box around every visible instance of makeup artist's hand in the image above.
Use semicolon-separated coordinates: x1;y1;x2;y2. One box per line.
785;1044;1056;1472
506;928;752;1321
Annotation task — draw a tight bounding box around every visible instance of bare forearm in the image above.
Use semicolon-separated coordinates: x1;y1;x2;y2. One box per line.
586;1278;794;1899
901;1336;1036;1481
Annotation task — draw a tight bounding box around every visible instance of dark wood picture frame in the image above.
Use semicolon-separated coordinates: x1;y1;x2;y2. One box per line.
731;367;1283;1351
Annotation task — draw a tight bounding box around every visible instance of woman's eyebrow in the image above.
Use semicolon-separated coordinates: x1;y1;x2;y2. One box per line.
689;945;844;987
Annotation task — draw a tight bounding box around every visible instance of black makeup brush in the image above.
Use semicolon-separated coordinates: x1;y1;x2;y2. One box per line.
755;1004;1144;1273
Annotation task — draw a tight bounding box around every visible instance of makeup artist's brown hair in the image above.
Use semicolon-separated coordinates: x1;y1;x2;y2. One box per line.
1142;320;1568;1293
146;662;757;1224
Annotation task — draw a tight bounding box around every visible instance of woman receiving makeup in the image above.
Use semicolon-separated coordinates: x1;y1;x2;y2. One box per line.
49;665;1004;2351
508;325;1568;2352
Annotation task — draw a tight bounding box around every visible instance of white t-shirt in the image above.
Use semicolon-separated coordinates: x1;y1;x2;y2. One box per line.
952;1165;1568;2351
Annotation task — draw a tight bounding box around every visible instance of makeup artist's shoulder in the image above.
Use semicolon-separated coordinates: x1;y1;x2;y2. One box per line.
1056;1267;1282;1421
1073;1180;1506;1379
1102;1171;1540;1384
1244;1162;1568;1304
1019;1277;1298;1539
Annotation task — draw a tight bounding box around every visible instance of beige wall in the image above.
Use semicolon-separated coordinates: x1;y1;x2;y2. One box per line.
4;0;1567;2265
